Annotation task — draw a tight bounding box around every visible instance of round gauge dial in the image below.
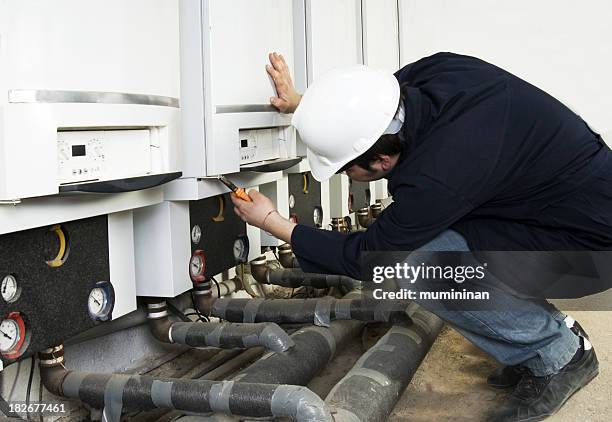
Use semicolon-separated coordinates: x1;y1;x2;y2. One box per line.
288;194;296;209
191;225;202;245
190;251;206;282
233;236;250;263
0;319;20;353
313;206;323;227
87;282;114;321
1;275;20;303
0;312;27;359
88;288;107;316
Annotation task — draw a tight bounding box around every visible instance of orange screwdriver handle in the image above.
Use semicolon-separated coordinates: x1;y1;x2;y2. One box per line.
233;188;252;202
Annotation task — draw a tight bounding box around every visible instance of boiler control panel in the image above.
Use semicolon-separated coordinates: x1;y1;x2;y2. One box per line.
57;129;155;185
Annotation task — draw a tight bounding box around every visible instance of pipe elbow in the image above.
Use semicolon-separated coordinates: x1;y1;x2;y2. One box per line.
146;300;173;343
38;346;70;397
250;255;270;284
271;385;333;422
278;244;300;268
258;322;295;352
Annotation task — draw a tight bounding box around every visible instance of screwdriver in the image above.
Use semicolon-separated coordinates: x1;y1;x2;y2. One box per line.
217;175;252;202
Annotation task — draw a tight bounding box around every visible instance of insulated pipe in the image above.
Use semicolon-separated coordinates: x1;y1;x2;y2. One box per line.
38;346;331;422
325;307;444;422
234;319;363;385
146;301;294;353
264;269;362;291
210;296;412;328
250;260;362;291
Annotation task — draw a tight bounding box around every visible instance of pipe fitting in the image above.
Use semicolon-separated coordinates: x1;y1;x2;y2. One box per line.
146;300;173;343
370;202;383;219
271;385;333;422
356;207;372;229
249;255;270;285
278;243;300;268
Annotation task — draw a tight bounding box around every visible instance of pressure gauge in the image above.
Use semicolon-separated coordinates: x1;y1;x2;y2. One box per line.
288;194;295;209
191;225;202;245
1;275;20;303
190;250;206;282
0;312;28;359
233;236;250;263
87;281;115;321
313;206;323;227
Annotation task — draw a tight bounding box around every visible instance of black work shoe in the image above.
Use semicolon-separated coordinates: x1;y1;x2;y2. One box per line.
487;317;589;389
487;346;599;422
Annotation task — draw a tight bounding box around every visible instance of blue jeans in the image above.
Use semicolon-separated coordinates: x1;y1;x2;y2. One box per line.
414;230;580;376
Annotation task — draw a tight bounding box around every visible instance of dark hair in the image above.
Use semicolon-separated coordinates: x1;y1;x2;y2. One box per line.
337;133;403;173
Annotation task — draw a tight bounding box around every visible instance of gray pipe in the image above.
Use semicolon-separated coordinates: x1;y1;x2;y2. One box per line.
169;322;294;353
265;268;362;291
38;346;331;422
147;301;294;353
325;306;444;422
211;296;411;327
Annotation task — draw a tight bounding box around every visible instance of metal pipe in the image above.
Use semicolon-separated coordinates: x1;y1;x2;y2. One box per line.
146;301;294;353
325;306;444;422
211;296;412;327
356;207;372;229
38;346;331;422
278;243;301;268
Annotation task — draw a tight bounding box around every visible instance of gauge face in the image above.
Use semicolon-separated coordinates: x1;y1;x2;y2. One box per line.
88;288;107;317
191;225;202;245
0;319;20;353
313;206;323;227
87;282;115;321
288;194;295;209
189;251;206;282
1;275;20;303
233;236;249;263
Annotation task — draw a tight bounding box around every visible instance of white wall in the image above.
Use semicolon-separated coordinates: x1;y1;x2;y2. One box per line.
399;0;612;143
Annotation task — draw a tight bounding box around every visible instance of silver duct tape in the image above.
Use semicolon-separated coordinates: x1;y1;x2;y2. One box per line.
212;300;229;319
313;297;334;327
391;325;423;344
209;381;234;413
150;380;174;409
271;385;332;422
241;333;260;349
409;314;432;338
242;299;264;323
62;372;88;398
328;407;361;422
102;375;131;422
348;368;392;387
169;324;190;345
204;324;224;347
334;300;352;320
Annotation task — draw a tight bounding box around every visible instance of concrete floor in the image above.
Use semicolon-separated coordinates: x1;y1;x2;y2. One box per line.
389;311;612;421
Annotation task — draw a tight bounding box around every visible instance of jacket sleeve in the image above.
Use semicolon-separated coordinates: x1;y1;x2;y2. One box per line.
290;176;474;279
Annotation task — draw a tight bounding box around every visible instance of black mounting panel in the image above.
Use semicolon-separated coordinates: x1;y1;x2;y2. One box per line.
0;215;110;367
288;172;323;227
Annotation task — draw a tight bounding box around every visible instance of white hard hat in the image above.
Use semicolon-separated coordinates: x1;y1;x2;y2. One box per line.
292;65;400;181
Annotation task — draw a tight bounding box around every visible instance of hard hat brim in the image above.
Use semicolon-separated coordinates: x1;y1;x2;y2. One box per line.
306;73;401;182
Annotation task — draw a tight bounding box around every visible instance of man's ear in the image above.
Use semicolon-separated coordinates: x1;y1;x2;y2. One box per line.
377;155;393;171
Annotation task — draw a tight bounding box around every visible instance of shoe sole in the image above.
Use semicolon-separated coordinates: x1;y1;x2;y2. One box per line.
508;369;599;422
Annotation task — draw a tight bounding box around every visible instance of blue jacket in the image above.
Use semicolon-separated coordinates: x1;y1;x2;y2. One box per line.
291;52;612;296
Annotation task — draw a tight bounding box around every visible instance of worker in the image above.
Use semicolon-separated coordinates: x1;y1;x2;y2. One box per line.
231;52;611;421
